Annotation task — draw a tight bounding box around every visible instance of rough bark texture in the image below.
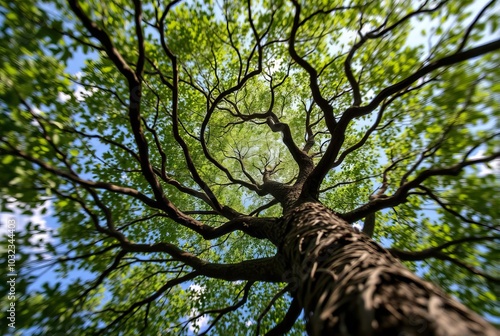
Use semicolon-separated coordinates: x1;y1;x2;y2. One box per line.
281;202;499;336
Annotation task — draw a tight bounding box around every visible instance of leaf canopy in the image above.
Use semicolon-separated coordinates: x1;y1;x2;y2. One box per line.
0;0;499;334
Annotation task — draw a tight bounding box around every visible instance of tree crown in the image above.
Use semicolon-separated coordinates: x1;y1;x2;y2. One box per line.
0;0;499;334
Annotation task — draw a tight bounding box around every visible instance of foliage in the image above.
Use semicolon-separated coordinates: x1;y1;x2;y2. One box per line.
0;0;499;334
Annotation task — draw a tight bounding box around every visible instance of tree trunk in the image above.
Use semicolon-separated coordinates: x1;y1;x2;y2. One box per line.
280;202;498;336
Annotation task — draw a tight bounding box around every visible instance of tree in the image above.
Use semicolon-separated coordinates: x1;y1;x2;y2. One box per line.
0;0;499;334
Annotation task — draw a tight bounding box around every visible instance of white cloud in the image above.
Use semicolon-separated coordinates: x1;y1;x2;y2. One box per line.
74;85;98;101
187;284;209;332
57;85;98;103
245;320;254;326
267;58;282;75
469;149;500;177
353;222;363;231
30;107;43;127
31;107;42;115
0;199;53;255
189;283;206;300
188;308;209;333
57;91;71;103
189;284;205;293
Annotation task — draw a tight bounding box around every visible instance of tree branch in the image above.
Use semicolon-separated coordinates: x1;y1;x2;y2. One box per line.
197;281;254;335
342;151;500;222
102;270;200;333
357;39;500;119
256;284;291;335
124;241;285;282
457;0;495;52
265;296;302;336
288;0;336;133
304;39;500;199
389;236;500;283
418;186;500;232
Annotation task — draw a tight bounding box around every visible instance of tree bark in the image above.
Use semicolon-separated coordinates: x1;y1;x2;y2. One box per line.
280;202;498;336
